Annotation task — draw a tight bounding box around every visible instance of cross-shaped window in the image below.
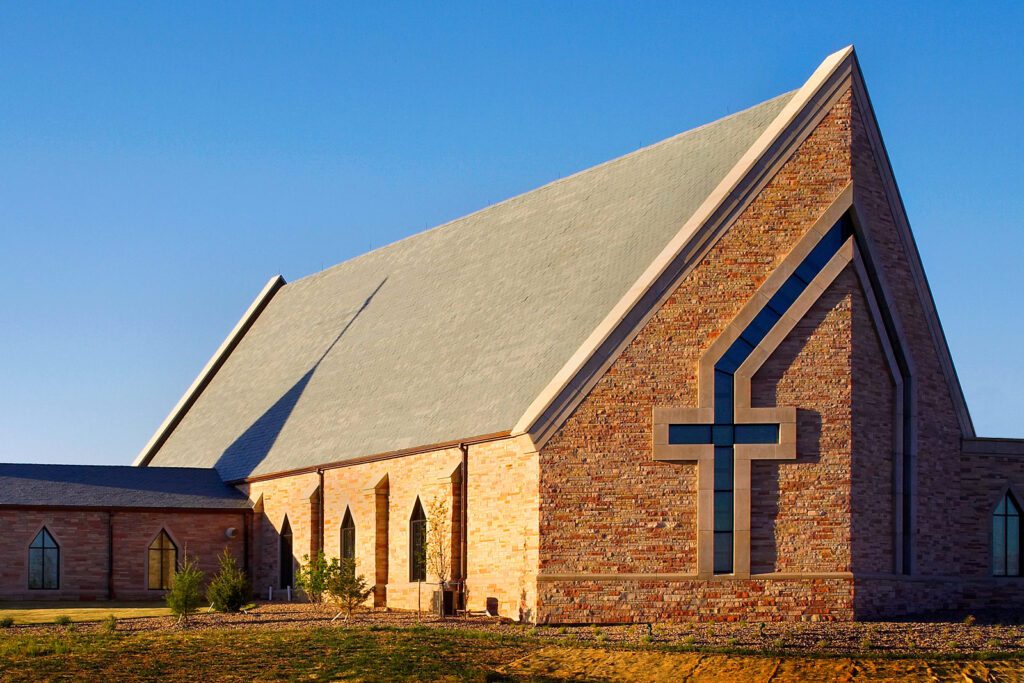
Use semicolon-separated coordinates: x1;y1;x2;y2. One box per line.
664;218;851;574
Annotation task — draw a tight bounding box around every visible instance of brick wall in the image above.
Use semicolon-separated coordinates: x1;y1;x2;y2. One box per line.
537;90;855;622
850;95;965;579
0;508;247;601
240;472;320;596
318;436;538;620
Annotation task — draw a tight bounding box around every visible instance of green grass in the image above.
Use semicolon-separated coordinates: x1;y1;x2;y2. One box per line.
0;601;171;625
0;625;537;682
0;624;1023;682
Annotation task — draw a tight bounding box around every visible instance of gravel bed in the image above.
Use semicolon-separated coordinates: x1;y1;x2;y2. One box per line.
7;601;1024;657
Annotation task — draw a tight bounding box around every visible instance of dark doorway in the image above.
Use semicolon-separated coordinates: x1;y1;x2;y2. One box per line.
279;516;293;589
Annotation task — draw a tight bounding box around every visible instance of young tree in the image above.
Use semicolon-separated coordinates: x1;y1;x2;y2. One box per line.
165;553;204;626
327;558;373;621
295;551;335;608
206;548;251;613
426;495;452;588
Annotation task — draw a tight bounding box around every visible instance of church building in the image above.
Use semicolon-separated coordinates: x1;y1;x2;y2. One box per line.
2;46;1022;622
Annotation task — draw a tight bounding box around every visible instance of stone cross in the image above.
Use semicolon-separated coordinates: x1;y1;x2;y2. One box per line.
653;216;853;578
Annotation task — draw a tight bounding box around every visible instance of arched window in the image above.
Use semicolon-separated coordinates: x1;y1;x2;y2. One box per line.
279;516;293;589
994;492;1021;576
409;498;427;582
341;508;356;561
28;527;59;590
148;530;177;590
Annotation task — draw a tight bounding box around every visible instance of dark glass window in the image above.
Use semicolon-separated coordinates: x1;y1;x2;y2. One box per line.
713;446;733;574
279;516;293;589
669;424;712;444
735;424;780;444
410;498;427;582
28;527;59;590
993;493;1021;577
148;530;177;590
341;508;356;561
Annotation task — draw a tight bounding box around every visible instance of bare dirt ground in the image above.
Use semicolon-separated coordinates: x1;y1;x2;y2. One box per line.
500;646;1024;682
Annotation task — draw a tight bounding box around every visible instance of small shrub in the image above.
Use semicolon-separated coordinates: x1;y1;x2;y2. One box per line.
166;553;205;625
207;548;251;613
101;615;117;634
558;626;569;635
985;638;1001;649
54;615;72;627
0;617;13;628
815;639;828;649
963;614;977;626
640;634;652;644
859;635;872;651
771;637;785;650
327;558;373;620
681;635;696;646
726;637;738;647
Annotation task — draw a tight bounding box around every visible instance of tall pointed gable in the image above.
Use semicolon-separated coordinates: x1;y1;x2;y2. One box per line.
139;87;795;480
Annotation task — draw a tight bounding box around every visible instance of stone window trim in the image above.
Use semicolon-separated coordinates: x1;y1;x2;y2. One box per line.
145;528;179;592
27;525;60;591
653;186;910;579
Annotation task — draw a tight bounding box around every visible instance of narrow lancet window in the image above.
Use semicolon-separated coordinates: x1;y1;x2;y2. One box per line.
993;492;1021;577
28;527;59;590
341;508;356;561
148;530;177;590
409;498;427;582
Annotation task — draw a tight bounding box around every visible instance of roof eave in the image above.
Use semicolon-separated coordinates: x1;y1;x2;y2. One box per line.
133;274;287;467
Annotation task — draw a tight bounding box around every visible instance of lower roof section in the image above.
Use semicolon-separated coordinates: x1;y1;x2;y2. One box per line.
0;463;250;510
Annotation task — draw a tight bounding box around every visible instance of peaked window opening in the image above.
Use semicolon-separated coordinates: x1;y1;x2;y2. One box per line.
409;498;427;582
279;516;294;589
341;508;356;561
148;530;177;590
28;527;59;590
993;492;1021;577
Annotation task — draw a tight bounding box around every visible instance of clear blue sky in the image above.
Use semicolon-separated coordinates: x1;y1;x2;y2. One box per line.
1;2;1021;465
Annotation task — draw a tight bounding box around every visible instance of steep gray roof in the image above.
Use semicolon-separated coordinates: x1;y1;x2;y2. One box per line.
145;91;794;481
0;464;250;509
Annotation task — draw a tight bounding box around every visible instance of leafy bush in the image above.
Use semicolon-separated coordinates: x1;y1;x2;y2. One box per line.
0;617;13;628
207;548;251;613
54;615;72;627
295;552;333;607
101;615;117;634
166;554;205;625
